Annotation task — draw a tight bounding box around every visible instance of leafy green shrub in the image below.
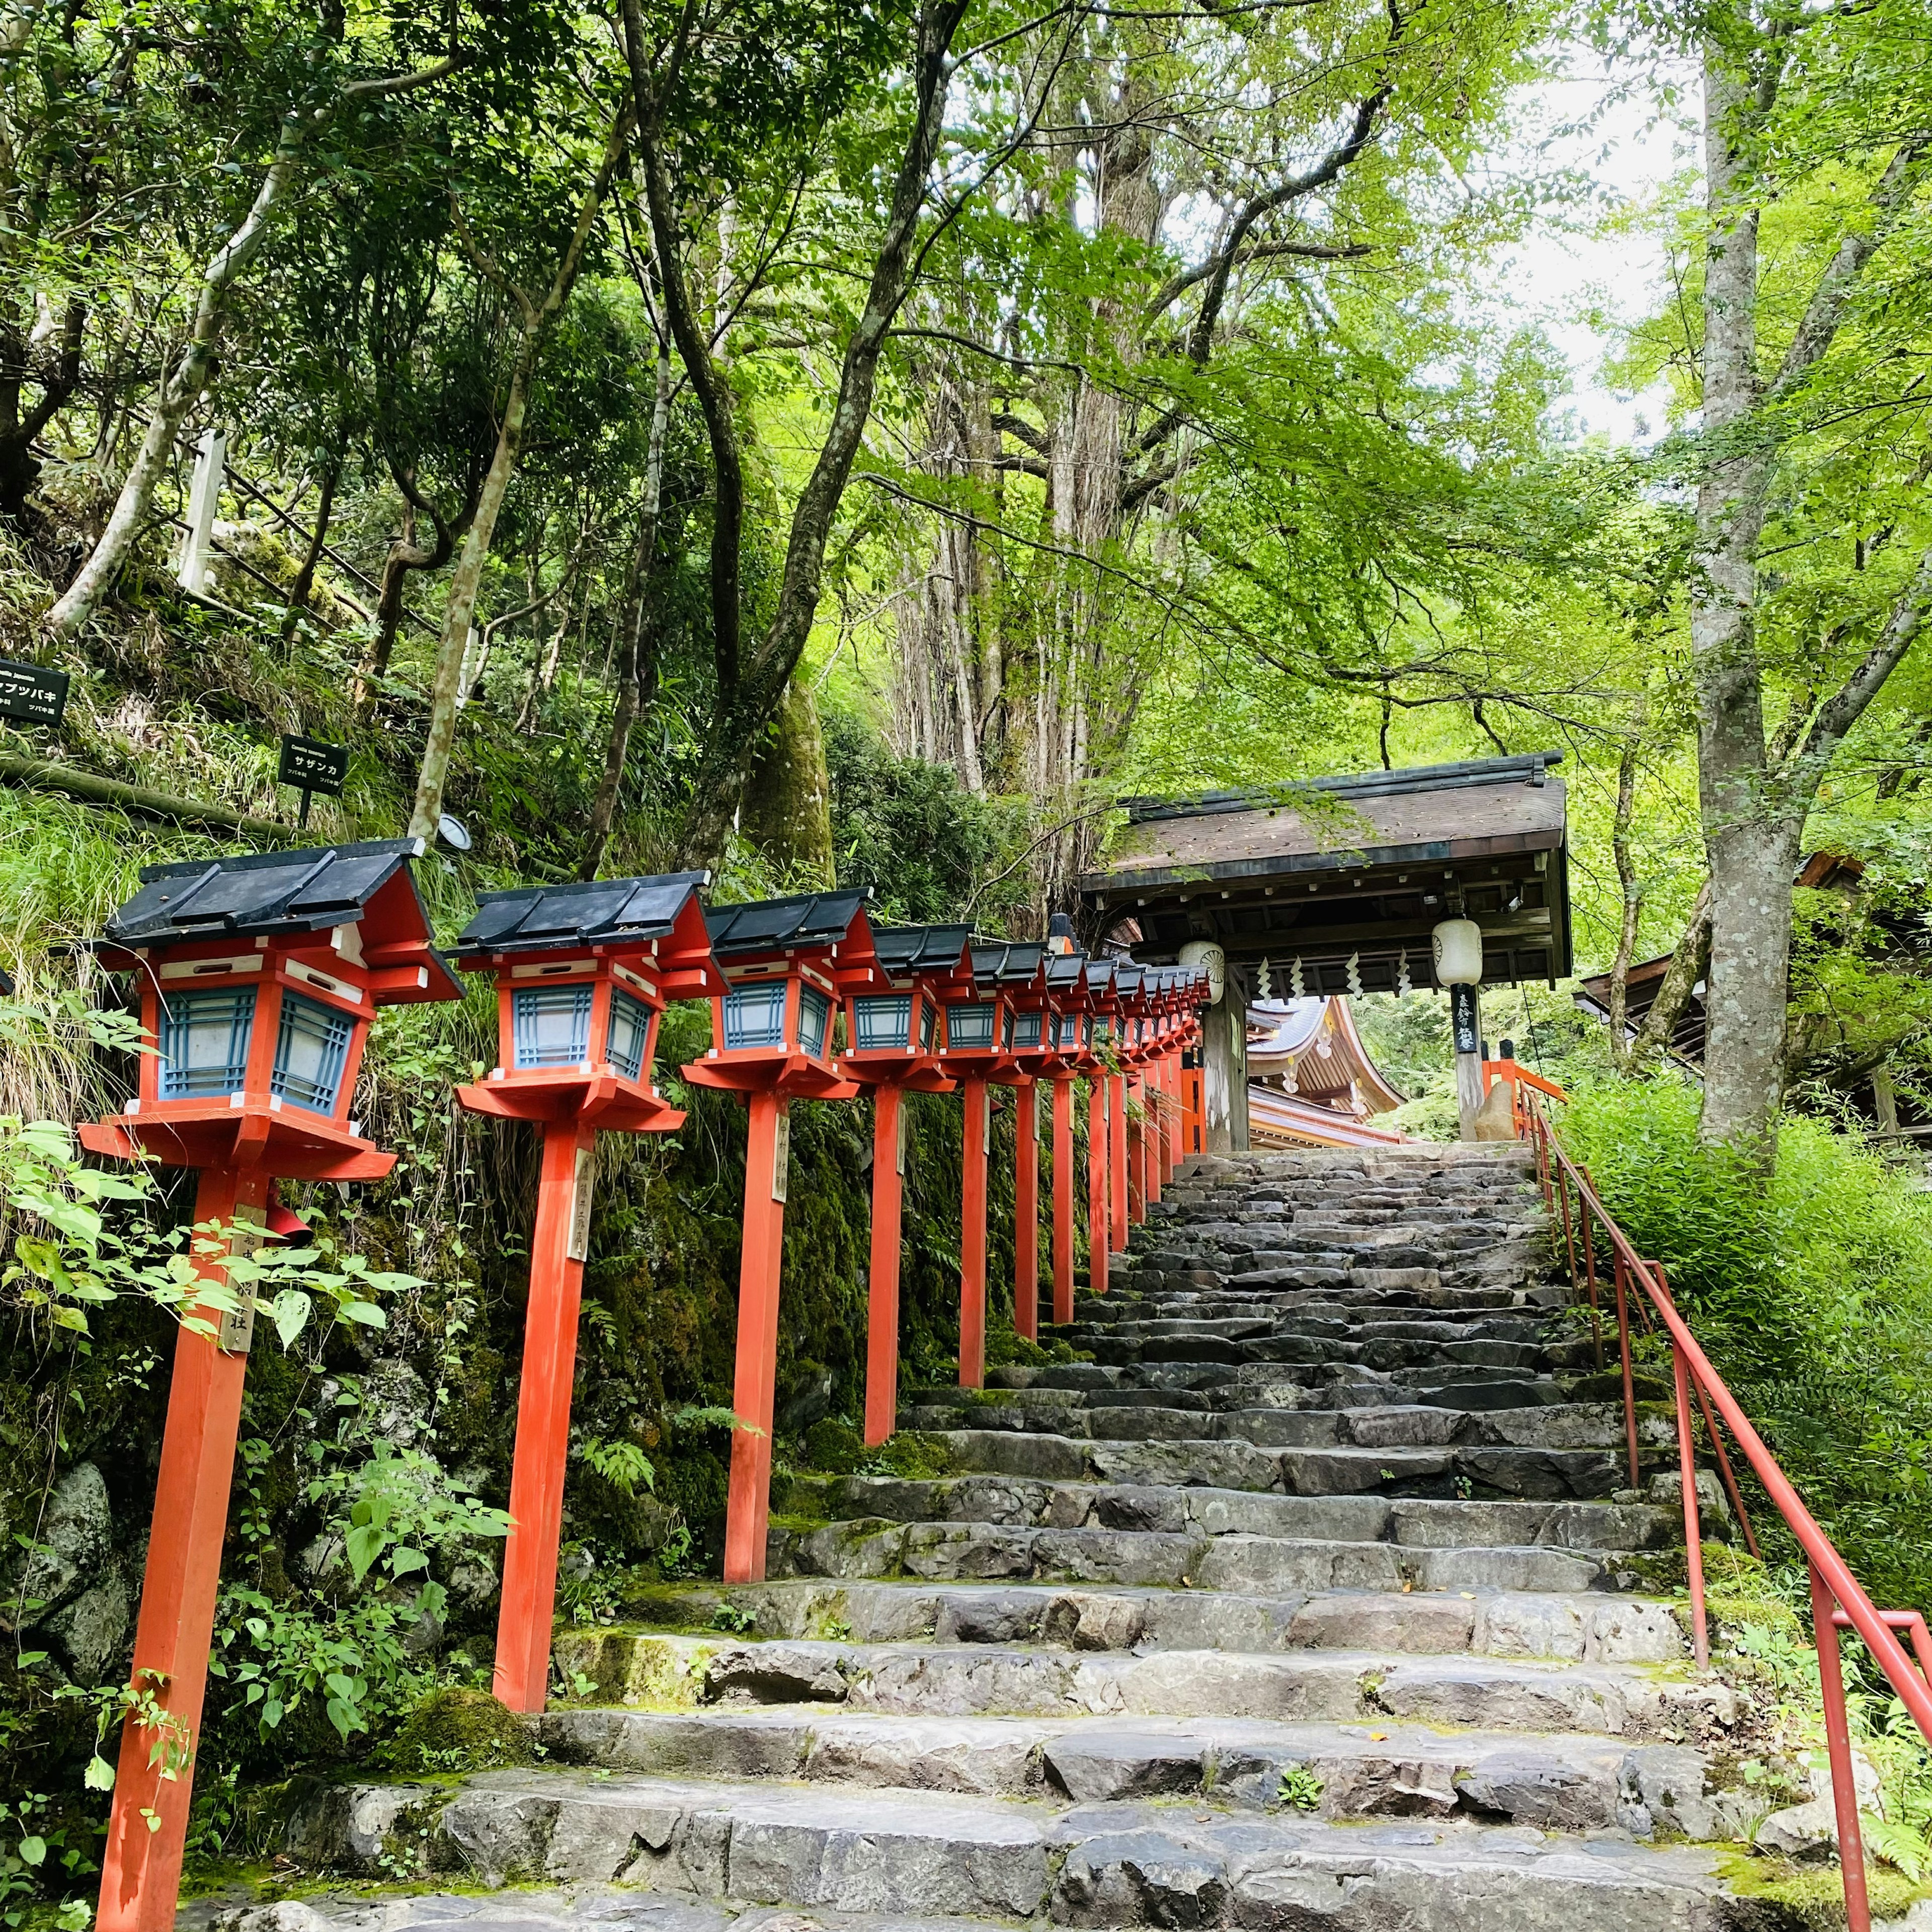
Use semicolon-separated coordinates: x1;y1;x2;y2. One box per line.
1557;1077;1932;1609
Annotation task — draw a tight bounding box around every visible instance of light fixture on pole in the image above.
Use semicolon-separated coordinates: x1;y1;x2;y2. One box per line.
682;891;876;1582
449;871;721;1712
81;842;459;1932
836;923;969;1445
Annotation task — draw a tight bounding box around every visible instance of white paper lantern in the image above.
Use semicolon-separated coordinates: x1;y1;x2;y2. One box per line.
1431;918;1485;987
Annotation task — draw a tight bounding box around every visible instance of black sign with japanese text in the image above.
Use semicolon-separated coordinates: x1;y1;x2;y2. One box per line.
0;658;70;728
1450;982;1482;1056
277;735;348;795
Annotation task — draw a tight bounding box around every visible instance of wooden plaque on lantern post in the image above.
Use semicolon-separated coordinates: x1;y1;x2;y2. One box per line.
682;891;877;1581
835;922;970;1445
448;871;722;1713
79;842;459;1932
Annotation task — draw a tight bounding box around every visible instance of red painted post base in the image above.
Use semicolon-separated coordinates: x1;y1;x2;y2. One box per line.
1088;1078;1109;1298
493;1119;596;1713
1013;1081;1038;1343
725;1092;789;1583
97;1165;270;1932
1052;1077;1075;1326
1127;1074;1146;1226
959;1077;989;1388
865;1087;905;1447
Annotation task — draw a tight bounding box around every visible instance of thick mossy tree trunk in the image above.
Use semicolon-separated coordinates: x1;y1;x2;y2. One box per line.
739;678;836;887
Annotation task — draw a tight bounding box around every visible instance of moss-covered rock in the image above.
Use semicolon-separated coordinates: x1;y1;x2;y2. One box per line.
384;1687;537;1774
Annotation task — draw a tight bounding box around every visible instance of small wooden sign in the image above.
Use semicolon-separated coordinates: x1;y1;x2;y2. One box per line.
0;658;70;728
567;1145;595;1261
772;1106;791;1203
896;1100;908;1175
218;1210;266;1354
277;735;348;795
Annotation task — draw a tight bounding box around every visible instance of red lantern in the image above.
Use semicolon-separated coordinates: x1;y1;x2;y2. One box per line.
936;941;1042;1387
973;941;1050;1343
835;923;970;1445
1032;944;1094;1323
449;872;721;1712
1077;959;1122;1294
80;841;459;1932
682;891;876;1582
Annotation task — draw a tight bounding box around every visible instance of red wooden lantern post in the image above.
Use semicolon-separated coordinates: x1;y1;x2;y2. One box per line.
936;943;1031;1387
1110;963;1148;1227
1038;943;1091;1325
682;892;877;1582
79;843;458;1932
1080;960;1120;1296
834;923;970;1445
448;873;721;1712
985;943;1052;1342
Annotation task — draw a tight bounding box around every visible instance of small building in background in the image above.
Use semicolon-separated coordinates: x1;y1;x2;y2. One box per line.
1245;997;1407;1149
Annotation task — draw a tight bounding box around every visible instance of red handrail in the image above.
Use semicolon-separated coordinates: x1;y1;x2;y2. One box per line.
1501;1078;1932;1932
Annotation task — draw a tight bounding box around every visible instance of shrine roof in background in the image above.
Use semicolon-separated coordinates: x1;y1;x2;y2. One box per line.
1079;754;1572;991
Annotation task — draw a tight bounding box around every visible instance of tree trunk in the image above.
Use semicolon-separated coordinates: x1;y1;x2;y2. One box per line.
580;343;672;879
740;677;836;886
1626;878;1713;1074
45;57;455;638
408;345;532;843
282;447;342;629
1606;736;1643;1070
668;2;971;868
1691;43;1784;1146
407;109;631;845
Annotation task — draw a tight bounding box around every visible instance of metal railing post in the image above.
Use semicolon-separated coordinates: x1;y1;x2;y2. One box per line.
1672;1335;1710;1667
1613;1251;1641;1488
1811;1563;1874;1932
1578;1185;1604;1372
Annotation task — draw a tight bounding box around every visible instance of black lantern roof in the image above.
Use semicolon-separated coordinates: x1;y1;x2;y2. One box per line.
871;923;972;977
104;839;434;946
970;940;1046;987
1043;950;1089;993
1111;961;1146;1000
704;888;870;957
455;871;710;958
1085;959;1118;998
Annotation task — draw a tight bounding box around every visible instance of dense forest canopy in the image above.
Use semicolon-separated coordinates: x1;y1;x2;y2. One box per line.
0;0;1930;1911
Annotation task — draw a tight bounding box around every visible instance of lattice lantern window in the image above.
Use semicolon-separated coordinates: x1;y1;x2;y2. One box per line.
514;984;594;1069
158;989;257;1100
272;991;355;1114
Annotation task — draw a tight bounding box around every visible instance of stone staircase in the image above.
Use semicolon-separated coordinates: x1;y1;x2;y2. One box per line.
281;1145;1786;1931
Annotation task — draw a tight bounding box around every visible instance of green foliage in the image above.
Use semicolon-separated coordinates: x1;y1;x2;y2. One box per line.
1277;1765;1325;1812
1558;1079;1932;1608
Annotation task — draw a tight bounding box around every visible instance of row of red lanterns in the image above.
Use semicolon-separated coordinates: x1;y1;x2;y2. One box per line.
76;841;1210;1932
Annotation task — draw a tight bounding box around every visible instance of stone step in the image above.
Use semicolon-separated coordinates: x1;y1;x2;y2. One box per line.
586;1577;1686;1663
768;1515;1675;1596
284;1769;1739;1928
868;1430;1662;1504
794;1440;1627;1511
534;1706;1744;1839
898;1400;1664;1457
551;1632;1732;1738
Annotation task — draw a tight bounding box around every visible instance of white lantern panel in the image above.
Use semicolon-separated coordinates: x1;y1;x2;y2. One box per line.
606;988;655;1081
272;991;355;1114
854;994;913;1050
514;984;594;1068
